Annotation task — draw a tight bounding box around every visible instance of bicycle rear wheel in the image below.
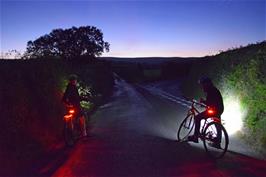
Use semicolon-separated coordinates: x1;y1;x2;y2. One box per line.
203;122;229;159
177;113;195;142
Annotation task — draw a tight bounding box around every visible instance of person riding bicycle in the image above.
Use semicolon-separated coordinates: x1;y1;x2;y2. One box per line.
188;76;224;148
62;74;89;137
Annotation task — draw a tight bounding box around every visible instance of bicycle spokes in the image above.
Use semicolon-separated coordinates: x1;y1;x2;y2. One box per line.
177;114;195;141
184;118;193;129
203;122;229;159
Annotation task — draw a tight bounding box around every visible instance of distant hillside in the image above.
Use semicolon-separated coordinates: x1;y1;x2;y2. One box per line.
100;41;265;65
99;57;202;82
99;56;200;64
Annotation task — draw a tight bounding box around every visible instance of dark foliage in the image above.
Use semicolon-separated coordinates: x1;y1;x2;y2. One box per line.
0;58;114;175
24;26;110;59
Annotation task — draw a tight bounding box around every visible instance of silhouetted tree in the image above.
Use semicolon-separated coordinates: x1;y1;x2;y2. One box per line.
24;26;110;59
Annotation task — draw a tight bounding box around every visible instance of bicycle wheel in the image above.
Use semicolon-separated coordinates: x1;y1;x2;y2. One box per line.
177;113;195;141
64;121;75;146
203;122;229;159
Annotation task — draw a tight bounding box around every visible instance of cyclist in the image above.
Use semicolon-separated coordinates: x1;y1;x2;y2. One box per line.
188;76;224;148
62;74;89;137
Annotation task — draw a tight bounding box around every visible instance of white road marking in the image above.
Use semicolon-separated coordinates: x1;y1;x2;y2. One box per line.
137;85;191;108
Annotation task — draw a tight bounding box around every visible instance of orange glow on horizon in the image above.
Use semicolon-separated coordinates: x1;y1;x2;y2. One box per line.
102;48;218;58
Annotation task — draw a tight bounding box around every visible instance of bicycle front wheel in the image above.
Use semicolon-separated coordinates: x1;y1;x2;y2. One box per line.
177;113;195;142
203;122;229;159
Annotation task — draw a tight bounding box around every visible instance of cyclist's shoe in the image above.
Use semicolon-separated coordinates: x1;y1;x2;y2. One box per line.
208;142;221;149
82;130;87;137
187;135;199;143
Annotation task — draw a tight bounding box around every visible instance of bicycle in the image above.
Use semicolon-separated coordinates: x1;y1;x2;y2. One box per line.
63;105;90;146
177;98;229;159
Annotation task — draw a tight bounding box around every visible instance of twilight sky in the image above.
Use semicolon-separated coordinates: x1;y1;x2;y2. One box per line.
1;0;265;58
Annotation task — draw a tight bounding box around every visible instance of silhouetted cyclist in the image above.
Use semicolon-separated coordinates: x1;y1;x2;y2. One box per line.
188;76;224;148
62;74;89;136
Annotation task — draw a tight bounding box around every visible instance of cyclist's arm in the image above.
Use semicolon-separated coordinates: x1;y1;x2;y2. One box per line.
62;84;73;105
62;89;69;103
62;96;71;106
200;98;206;104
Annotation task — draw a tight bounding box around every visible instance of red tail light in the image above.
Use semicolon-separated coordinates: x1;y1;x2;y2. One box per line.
69;109;75;114
64;114;72;121
207;108;215;115
64;108;75;121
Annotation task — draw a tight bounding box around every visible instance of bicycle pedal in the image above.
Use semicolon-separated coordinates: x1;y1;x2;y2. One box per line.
208;142;221;149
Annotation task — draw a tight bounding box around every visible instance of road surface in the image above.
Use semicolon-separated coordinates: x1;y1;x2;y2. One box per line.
49;77;266;177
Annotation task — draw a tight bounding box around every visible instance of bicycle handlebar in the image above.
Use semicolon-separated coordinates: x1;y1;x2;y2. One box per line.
182;96;207;108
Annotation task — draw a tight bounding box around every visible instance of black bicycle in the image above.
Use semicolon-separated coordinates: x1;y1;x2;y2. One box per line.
177;98;229;159
63;105;90;146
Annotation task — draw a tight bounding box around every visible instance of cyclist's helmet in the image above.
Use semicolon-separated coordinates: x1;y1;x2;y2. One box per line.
198;76;213;85
68;74;78;81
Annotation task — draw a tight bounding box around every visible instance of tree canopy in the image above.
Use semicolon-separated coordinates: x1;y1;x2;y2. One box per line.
24;26;110;59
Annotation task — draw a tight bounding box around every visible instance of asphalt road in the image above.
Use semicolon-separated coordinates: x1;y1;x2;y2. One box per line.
50;78;266;177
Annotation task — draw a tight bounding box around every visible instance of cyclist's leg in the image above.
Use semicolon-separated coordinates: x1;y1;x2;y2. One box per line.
215;116;222;144
193;111;206;138
78;109;87;136
74;107;85;136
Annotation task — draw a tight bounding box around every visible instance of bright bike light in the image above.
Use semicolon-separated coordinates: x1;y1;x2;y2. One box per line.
207;108;215;115
69;109;75;114
64;114;72;120
222;96;246;135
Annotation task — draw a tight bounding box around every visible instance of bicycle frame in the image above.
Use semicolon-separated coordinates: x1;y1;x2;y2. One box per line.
186;99;221;135
189;100;201;114
64;107;76;131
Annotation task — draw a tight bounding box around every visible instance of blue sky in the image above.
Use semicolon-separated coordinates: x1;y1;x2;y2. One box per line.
1;0;265;57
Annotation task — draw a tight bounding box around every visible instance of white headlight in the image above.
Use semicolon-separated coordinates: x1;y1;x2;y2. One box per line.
222;96;246;135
